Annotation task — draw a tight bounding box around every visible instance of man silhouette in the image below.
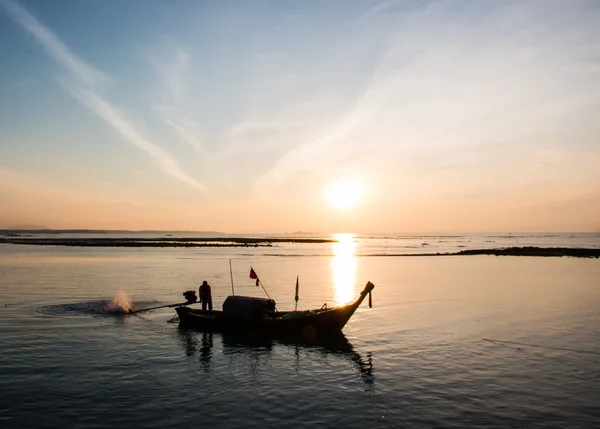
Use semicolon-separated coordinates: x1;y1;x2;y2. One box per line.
199;280;213;311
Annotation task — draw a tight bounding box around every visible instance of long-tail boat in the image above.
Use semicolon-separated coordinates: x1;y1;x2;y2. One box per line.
173;282;374;337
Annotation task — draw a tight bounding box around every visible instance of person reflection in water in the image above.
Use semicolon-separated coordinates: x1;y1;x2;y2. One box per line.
199;280;213;311
200;332;213;373
179;330;213;372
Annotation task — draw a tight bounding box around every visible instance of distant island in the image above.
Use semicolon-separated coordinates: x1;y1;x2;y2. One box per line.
0;228;225;235
373;246;600;258
0;236;335;247
5;225;49;230
451;246;600;258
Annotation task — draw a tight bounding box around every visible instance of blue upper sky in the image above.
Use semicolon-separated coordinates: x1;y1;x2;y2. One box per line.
1;0;599;233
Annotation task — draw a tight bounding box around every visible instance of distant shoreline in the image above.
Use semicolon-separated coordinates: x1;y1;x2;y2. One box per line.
374;247;600;258
0;229;226;235
0;237;334;247
0;237;598;257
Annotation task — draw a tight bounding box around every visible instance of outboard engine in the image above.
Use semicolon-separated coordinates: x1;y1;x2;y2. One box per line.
183;290;197;303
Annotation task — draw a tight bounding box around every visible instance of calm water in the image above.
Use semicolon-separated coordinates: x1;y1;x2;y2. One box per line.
1;234;599;428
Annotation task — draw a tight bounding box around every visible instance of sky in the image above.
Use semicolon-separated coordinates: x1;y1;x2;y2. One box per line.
1;0;599;234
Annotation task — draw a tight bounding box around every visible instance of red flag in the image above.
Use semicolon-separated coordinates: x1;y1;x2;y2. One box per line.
249;267;259;286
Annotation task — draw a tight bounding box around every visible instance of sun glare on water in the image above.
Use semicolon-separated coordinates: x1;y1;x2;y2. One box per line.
331;233;357;305
325;177;363;210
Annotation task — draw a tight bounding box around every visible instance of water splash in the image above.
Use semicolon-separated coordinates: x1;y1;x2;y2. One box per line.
106;291;132;314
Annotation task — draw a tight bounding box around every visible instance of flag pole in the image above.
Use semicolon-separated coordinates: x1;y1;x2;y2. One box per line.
257;278;272;301
294;275;299;311
229;259;235;296
250;266;272;301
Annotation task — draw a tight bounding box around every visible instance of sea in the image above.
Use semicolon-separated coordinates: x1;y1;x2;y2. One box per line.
1;232;599;428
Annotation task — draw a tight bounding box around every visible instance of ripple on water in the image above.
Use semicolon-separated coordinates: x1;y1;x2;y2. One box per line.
37;299;160;317
38;300;128;316
37;291;157;317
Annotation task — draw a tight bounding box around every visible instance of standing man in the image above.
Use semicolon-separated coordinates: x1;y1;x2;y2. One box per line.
199;280;213;311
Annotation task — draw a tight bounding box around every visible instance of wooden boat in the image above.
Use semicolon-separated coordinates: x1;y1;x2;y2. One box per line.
174;281;374;337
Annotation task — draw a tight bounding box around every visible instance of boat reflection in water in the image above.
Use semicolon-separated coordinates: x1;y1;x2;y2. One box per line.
177;327;374;386
331;233;357;306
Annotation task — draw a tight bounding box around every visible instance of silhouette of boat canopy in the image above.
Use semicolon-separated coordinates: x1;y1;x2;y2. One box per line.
174;282;375;336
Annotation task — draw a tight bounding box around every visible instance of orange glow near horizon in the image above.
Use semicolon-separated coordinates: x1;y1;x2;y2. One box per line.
331;233;357;305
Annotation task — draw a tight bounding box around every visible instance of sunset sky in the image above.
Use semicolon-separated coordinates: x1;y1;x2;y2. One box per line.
1;0;599;234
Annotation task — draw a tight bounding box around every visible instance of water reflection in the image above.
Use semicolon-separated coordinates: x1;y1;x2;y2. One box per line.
178;329;214;372
222;332;274;380
199;332;214;372
177;328;374;386
331;233;357;305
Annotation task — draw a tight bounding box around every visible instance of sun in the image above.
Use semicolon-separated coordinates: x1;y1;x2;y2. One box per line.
325;177;363;210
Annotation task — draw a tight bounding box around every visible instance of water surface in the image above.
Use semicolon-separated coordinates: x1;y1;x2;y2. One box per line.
1;236;599;427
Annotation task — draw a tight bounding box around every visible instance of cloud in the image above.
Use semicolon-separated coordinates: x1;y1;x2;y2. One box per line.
164;119;206;156
227;120;302;137
252;74;383;191
146;44;209;160
361;1;392;19
146;44;190;101
0;0;107;87
164;47;190;101
219;120;302;158
252;0;600;192
1;0;204;191
67;85;205;191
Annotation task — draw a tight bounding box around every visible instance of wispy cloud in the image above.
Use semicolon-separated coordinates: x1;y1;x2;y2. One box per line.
253;0;600;193
0;0;107;88
220;120;302;158
252;77;382;191
163;47;190;101
146;43;191;102
0;0;204;191
227;120;302;137
361;1;392;19
164;118;206;157
146;44;208;158
67;86;205;191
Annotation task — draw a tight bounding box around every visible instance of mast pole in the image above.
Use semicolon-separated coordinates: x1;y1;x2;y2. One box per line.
294;275;299;311
229;259;235;296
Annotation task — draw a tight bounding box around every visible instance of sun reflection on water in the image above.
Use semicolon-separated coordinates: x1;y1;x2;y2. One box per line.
331;233;357;305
